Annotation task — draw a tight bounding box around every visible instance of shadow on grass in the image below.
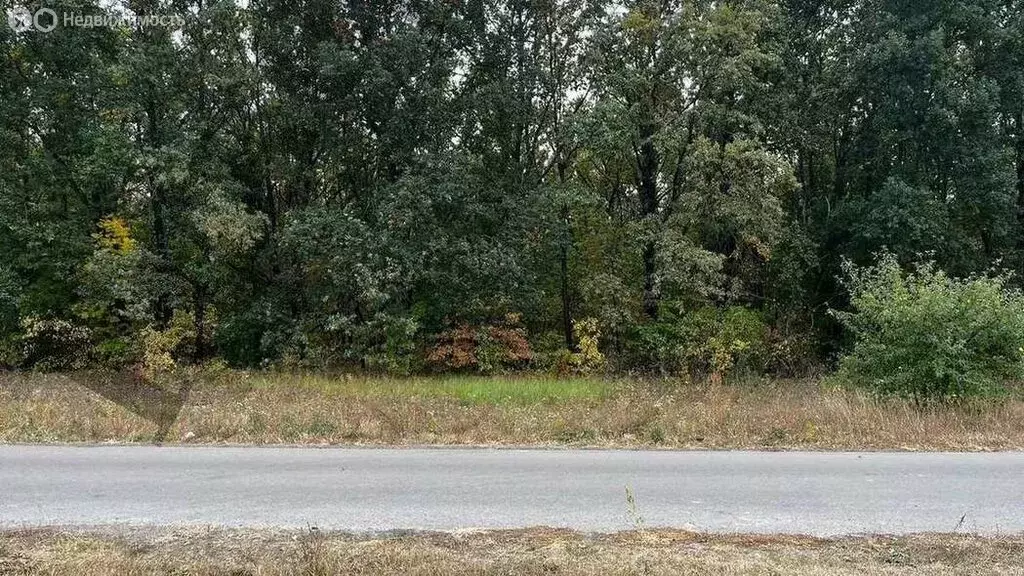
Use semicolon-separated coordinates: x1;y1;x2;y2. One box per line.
79;372;192;443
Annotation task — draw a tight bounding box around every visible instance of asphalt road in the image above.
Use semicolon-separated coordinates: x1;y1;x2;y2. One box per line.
1;446;1022;535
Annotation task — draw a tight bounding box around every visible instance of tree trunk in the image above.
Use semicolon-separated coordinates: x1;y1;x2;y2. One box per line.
147;103;173;328
193;282;208;362
641;241;658;318
560;243;576;351
556;149;578;352
1016;111;1024;227
638;122;660;319
559;202;577;352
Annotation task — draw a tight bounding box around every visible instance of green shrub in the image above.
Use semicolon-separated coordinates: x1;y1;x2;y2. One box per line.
700;306;769;378
762;325;820;377
626;315;688;374
551;318;607;375
833;254;1024;401
137;311;197;380
625;305;768;379
91;337;136;368
357;314;422;375
215;303;304;367
0;265;20;338
294;311;424;373
19;317;92;371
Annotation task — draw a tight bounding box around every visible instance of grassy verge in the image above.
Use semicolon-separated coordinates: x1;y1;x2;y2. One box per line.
2;527;1022;575
2;370;1024;449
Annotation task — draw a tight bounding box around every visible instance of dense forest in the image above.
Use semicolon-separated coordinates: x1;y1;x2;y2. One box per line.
2;0;1023;383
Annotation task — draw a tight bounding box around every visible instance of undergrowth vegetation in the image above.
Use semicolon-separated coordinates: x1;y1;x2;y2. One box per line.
3;370;1024;450
14;252;1024;405
833;254;1024;402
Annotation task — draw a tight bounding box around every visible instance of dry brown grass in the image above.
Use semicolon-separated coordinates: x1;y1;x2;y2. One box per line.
3;370;1024;450
2;527;1023;575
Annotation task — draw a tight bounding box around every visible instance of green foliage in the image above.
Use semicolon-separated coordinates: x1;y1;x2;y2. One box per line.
90;337;136;369
552;318;607;375
77;224;166;326
701;306;770;378
137;311;197;381
628;305;768;379
834;254;1024;401
215;307;304;369
313;313;422;375
19;317;91;371
847;178;948;263
0;266;20;338
1;0;1022;383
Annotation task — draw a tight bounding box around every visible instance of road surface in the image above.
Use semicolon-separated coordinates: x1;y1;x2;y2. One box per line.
1;446;1022;535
